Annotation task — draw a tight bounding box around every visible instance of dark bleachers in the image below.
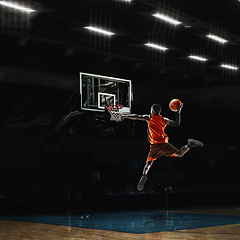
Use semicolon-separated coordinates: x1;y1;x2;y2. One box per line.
92;156;240;210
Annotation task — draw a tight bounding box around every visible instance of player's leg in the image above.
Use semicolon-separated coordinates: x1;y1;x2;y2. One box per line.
137;160;154;191
173;139;203;157
137;144;160;191
137;139;203;191
173;145;189;157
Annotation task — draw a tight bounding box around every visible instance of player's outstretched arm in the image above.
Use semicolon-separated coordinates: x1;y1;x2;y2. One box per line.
121;114;148;121
165;102;183;127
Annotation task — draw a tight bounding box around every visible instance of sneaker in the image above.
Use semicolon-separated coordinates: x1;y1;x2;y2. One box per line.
187;139;204;148
137;175;147;191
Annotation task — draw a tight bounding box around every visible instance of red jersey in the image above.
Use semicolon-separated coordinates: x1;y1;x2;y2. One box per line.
147;114;169;144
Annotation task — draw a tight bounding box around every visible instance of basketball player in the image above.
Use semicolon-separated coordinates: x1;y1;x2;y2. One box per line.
121;102;203;191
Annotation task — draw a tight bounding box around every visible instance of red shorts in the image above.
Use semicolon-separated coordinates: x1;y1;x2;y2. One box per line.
147;143;179;162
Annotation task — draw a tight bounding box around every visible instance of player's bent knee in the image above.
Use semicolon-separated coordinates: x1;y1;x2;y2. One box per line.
171;150;181;157
172;152;183;157
146;157;155;162
172;146;189;157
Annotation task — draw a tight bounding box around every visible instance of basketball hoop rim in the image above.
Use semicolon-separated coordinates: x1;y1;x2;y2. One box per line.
105;104;125;111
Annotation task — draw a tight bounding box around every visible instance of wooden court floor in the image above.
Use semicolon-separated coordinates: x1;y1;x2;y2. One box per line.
1;206;240;239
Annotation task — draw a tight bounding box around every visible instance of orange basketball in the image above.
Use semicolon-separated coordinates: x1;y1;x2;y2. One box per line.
169;99;181;112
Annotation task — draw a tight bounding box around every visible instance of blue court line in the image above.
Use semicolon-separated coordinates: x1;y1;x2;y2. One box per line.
1;209;240;234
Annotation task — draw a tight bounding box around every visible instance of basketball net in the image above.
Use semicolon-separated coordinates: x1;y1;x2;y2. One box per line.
105;105;124;122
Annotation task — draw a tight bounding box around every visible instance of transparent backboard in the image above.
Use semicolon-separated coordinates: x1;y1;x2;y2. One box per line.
80;72;132;113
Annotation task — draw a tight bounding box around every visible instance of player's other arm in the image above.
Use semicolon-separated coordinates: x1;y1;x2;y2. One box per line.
121;114;148;121
165;102;183;127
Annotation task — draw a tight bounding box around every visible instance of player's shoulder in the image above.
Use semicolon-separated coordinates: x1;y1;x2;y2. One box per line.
142;114;150;121
163;116;170;125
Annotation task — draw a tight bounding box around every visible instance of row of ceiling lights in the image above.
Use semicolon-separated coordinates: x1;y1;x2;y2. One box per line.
0;0;238;71
84;18;236;71
83;2;237;71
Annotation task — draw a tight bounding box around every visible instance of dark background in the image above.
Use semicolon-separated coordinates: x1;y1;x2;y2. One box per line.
1;0;240;213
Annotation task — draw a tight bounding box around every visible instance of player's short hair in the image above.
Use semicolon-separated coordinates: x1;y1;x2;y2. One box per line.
152;103;161;114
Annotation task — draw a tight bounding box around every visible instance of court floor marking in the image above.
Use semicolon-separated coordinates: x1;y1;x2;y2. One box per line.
166;207;240;215
1;207;240;234
1;220;240;240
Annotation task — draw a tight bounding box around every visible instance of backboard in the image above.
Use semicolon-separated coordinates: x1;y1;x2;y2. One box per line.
80;72;132;114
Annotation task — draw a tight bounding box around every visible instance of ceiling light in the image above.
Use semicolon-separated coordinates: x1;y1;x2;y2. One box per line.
145;43;168;51
0;1;35;13
221;64;238;70
189;55;208;62
84;26;115;36
153;13;182;25
207;34;228;44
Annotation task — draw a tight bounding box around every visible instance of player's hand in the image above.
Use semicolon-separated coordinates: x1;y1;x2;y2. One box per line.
176;102;183;112
120;114;126;121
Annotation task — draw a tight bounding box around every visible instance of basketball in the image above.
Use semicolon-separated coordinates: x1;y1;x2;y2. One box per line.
169;99;181;112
